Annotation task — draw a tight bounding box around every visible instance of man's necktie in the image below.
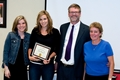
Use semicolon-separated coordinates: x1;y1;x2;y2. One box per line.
65;25;74;61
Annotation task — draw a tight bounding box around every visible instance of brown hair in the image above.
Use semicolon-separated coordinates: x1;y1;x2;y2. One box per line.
90;22;103;38
12;15;28;32
68;3;81;13
35;10;53;34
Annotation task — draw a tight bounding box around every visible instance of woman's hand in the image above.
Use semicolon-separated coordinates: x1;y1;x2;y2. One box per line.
29;55;41;61
43;58;51;64
4;66;11;78
28;49;41;61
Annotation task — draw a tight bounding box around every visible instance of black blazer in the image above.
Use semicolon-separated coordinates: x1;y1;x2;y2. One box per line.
56;22;91;78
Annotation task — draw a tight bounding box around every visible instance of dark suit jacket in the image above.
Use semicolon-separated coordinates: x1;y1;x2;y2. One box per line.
56;22;91;78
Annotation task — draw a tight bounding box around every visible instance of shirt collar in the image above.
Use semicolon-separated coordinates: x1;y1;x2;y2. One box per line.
70;21;80;29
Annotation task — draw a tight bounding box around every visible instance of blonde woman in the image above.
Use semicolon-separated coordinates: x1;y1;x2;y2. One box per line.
28;10;60;80
2;15;30;80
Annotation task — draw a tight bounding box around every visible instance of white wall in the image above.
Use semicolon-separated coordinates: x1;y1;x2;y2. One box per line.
46;0;120;69
0;0;45;79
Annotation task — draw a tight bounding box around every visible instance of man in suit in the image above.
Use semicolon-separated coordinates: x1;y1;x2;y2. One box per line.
56;3;91;80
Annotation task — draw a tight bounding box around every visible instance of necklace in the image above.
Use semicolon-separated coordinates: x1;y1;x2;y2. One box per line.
92;45;98;50
92;39;101;50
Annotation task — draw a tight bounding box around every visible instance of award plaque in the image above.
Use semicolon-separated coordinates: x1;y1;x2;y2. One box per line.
32;42;51;60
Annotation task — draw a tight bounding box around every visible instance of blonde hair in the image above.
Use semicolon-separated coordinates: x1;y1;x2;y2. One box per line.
35;10;53;34
12;15;28;32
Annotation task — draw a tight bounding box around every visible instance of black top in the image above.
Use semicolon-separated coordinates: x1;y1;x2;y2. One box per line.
29;27;60;64
15;39;25;67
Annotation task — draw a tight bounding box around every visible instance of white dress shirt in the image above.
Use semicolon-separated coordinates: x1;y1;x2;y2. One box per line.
61;21;80;65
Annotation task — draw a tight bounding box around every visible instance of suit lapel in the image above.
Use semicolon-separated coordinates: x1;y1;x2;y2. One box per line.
75;22;85;45
61;23;70;42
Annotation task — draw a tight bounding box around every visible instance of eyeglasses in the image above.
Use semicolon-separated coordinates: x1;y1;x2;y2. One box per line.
69;11;80;14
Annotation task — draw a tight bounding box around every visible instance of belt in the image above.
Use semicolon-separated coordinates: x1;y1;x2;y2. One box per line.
61;61;74;67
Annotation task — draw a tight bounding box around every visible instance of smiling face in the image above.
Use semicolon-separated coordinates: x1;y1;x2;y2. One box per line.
39;15;48;28
68;7;81;24
68;4;81;24
17;19;26;32
36;10;53;34
12;15;28;32
90;27;102;41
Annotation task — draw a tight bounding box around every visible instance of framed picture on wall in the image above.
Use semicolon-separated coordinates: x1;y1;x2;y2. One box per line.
0;0;7;28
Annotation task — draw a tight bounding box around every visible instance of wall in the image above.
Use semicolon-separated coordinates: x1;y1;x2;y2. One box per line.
46;0;120;69
0;0;45;79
